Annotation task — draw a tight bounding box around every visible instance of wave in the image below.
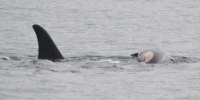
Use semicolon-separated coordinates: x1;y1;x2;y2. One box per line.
1;54;200;64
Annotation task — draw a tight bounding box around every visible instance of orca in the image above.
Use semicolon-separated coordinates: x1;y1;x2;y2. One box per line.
131;50;173;64
32;24;174;63
32;24;64;61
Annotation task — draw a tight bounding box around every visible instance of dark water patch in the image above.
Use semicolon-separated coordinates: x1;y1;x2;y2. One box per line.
48;69;81;73
9;56;23;61
15;59;82;74
171;56;200;64
64;55;131;62
0;56;10;61
80;61;124;70
0;54;37;62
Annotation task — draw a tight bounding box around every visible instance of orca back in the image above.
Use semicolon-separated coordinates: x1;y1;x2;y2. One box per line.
32;24;64;61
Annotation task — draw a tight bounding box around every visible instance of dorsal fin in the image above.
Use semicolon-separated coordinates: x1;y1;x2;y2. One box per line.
32;24;64;61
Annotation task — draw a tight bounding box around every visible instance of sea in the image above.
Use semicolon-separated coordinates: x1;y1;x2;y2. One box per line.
0;0;200;100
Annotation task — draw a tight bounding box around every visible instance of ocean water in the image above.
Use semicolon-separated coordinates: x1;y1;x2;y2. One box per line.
1;0;200;100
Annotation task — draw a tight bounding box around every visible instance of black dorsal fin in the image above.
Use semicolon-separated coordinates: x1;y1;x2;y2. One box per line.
32;24;64;61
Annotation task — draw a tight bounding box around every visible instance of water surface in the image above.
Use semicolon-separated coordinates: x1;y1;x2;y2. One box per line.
1;0;200;100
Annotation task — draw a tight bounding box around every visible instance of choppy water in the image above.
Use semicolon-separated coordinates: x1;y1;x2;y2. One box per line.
1;0;200;100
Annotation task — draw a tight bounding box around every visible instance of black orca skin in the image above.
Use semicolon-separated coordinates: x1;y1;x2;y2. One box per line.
32;24;64;61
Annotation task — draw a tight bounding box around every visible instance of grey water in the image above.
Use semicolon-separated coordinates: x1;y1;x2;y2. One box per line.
1;0;200;100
